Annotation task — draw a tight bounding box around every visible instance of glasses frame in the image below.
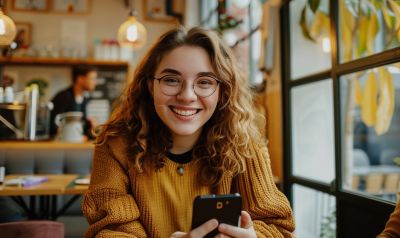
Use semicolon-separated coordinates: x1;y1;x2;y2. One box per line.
154;75;221;98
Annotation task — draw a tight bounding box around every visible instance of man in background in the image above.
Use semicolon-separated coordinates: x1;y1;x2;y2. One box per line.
50;66;98;140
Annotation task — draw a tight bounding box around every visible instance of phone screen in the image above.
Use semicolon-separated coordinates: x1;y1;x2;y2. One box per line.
191;194;242;238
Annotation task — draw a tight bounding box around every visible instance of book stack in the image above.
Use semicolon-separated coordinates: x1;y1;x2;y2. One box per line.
4;176;48;187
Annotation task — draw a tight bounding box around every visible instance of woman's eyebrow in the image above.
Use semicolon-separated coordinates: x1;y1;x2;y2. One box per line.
198;72;218;78
160;68;181;75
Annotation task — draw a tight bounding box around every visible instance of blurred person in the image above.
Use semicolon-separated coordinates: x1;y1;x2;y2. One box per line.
50;66;98;140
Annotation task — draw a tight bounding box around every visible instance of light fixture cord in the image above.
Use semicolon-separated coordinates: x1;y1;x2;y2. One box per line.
129;0;136;16
0;0;4;10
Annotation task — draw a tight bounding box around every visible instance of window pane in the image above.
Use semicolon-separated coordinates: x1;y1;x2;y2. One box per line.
291;80;335;183
293;184;336;238
290;0;331;80
339;0;400;63
340;63;400;203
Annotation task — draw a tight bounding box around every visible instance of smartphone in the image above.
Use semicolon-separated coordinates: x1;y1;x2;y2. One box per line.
191;193;242;238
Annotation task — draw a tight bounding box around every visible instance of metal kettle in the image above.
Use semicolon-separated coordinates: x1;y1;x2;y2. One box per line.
55;111;84;142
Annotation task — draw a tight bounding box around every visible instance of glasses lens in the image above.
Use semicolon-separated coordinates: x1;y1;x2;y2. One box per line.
194;77;219;97
159;76;181;96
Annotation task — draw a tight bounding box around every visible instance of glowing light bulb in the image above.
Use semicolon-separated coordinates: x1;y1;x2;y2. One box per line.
0;19;5;35
0;10;16;45
127;25;138;42
117;16;147;49
322;37;331;53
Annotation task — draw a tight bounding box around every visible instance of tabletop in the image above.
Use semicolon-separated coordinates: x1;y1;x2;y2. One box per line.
0;174;89;196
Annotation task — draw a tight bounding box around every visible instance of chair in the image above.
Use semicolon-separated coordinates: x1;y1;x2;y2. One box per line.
382;173;400;194
352;175;360;190
365;173;384;195
353;149;370;167
0;220;64;238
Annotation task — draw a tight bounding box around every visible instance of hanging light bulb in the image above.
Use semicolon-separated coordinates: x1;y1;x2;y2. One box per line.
0;0;17;46
117;0;147;50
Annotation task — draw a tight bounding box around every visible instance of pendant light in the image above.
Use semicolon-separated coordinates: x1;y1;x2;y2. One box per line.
0;0;16;46
117;0;147;49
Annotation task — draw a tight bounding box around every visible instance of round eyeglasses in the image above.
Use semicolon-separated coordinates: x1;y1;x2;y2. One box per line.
154;75;220;97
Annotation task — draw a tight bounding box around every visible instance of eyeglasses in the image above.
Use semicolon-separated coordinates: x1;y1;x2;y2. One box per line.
154;75;220;97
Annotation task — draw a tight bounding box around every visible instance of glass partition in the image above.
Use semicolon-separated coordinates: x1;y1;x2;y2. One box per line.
340;63;400;202
293;184;336;238
339;0;400;63
289;0;331;80
291;80;335;183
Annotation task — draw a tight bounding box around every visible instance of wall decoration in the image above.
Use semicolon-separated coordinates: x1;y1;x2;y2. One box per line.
12;0;49;12
51;0;90;13
143;0;176;22
14;22;32;48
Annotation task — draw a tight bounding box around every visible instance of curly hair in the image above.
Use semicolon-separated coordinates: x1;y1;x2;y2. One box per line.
96;26;265;186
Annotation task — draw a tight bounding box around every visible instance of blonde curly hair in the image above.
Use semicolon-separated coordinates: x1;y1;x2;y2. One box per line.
96;26;265;186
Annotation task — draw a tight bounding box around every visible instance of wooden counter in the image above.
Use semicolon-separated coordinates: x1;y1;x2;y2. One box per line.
0;141;95;150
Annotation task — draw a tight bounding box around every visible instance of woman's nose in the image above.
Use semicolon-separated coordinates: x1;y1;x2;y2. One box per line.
176;82;197;101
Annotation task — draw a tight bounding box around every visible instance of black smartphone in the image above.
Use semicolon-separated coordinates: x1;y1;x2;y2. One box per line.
191;193;242;238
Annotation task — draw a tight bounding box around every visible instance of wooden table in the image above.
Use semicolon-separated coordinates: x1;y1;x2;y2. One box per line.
0;174;90;220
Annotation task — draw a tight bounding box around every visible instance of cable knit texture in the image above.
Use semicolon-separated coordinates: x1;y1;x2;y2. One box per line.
82;137;295;237
377;202;400;238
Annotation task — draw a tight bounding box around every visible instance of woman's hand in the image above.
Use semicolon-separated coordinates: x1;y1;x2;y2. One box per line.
215;211;256;238
170;219;218;238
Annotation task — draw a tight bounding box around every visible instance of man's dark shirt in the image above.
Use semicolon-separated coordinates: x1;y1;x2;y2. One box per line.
50;86;92;138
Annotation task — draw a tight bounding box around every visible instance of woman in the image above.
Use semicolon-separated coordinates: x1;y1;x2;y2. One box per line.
82;26;294;238
377;201;400;237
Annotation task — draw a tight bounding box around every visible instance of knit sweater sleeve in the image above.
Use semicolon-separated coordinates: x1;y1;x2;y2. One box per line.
82;140;148;238
236;144;295;237
377;202;400;238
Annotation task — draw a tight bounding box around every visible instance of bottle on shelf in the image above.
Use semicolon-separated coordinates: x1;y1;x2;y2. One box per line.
4;86;14;103
0;87;4;103
0;162;5;185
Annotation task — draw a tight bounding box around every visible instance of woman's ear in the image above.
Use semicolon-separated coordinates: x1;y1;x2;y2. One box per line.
147;79;154;97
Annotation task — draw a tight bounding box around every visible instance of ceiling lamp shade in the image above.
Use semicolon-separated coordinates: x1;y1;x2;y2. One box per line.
0;10;16;46
117;15;147;49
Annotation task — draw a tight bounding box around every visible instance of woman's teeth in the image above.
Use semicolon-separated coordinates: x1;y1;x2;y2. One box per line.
172;108;198;116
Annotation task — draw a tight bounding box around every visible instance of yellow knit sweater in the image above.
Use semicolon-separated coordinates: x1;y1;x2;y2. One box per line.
82;137;295;238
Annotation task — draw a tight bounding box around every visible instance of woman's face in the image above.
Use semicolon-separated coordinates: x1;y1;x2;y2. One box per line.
149;46;220;142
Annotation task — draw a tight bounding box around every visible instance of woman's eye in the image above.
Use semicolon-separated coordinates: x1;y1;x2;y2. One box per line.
162;77;180;84
196;78;215;87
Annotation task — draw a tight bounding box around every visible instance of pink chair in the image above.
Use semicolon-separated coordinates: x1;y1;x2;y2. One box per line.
0;220;64;238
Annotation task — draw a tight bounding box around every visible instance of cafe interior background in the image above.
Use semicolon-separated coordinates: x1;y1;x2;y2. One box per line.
0;0;399;237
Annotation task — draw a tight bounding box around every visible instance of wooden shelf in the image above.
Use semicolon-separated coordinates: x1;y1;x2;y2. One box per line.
0;141;95;149
0;57;129;68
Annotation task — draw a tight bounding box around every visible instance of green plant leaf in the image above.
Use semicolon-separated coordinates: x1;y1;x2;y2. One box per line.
388;0;400;40
308;0;320;13
357;16;369;57
382;0;393;29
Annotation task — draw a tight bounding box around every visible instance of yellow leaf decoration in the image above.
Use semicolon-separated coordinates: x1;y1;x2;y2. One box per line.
375;67;395;135
309;11;330;39
366;13;379;55
361;71;378;126
354;79;363;107
340;0;355;61
382;0;393;29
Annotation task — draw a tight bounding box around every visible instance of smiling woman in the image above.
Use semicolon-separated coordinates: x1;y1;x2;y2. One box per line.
81;26;294;238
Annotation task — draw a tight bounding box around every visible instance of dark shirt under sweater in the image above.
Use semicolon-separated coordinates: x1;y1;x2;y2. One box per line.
50;86;91;138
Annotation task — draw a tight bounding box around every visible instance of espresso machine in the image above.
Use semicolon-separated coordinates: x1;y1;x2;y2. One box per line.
0;84;53;140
